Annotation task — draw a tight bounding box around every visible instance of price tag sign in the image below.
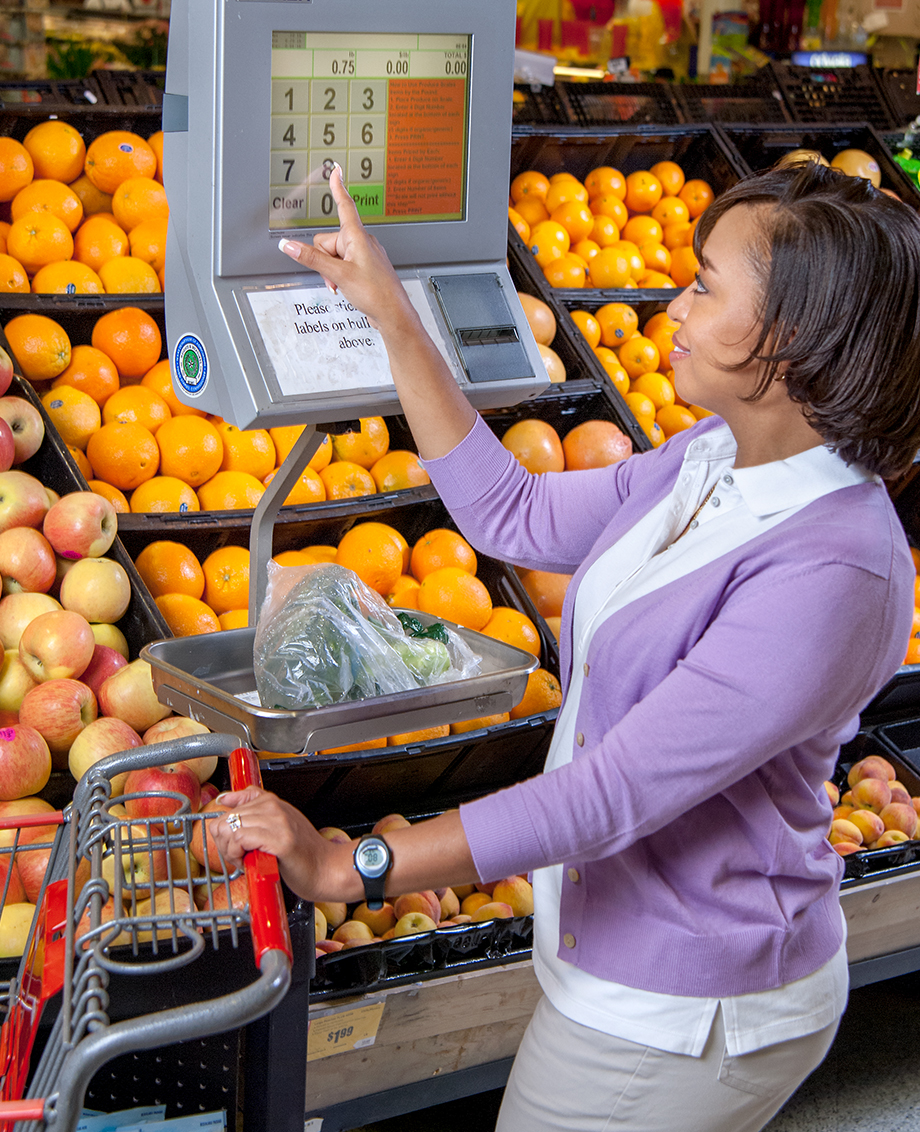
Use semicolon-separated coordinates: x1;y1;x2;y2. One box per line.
307;1000;385;1061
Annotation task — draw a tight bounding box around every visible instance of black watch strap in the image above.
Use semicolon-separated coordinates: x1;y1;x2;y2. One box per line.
353;834;392;910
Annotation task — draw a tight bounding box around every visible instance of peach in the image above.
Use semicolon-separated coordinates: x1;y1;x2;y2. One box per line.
372;813;410;834
492;876;534;917
475;880;498;896
847;756;896;788
332;919;374;944
353;901;397;936
829;819;863;846
392;911;437;937
840;790;854;806
832;803;856;822
889;781;912;806
832;841;862;857
315;900;347;931
850;777;892;814
314;906;327;942
470;901;514;922
315;939;344;954
381;927;396;940
460;891;493;916
879;802;919;838
873;830;910;848
823;780;840;806
450;913;473;924
452;883;477;900
342;937;375;949
847;809;885;845
318;826;351;844
393;890;440;923
438;888;461;920
912;797;920;819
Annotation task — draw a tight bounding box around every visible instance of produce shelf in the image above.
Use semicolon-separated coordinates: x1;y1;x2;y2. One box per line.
671;74;793;125
558;81;682;127
512;82;570;126
770;61;896;130
876;68;920;130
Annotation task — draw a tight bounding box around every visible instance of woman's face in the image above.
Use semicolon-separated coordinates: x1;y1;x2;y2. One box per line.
666;205;771;417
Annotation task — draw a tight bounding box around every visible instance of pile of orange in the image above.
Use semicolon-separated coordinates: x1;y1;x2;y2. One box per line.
0;123;166;294
135;540;251;636
509;162;710;291
517;291;566;384
566;306;712;446
499;415;633;474
904;549;920;666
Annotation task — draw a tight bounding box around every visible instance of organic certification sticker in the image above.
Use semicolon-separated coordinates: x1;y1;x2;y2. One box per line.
306;999;385;1061
174;334;208;397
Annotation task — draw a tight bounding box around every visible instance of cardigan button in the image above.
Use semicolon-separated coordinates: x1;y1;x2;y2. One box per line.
583;662;590;677
567;867;580;884
563;933;576;949
576;732;585;746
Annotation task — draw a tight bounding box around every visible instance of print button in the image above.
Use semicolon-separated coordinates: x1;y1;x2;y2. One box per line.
576;732;585;746
567;868;580;884
563;933;576;949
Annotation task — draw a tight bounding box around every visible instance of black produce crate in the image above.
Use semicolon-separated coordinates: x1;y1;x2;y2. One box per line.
834;732;920;888
861;666;920;725
512;83;570;126
558;81;682;127
0;76;104;109
877;68;920;130
770;61;896;130
93;67;165;108
672;75;793;124
718;121;920;209
0;100;160;143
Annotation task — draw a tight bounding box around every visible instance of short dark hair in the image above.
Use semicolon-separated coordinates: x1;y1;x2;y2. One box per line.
693;163;920;478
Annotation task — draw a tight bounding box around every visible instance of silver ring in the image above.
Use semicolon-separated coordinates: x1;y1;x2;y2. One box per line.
226;812;242;832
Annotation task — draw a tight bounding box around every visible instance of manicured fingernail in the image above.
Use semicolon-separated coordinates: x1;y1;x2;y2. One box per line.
215;793;231;803
332;161;342;174
278;238;299;258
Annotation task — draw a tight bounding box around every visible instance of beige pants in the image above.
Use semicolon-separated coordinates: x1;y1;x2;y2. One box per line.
496;995;840;1132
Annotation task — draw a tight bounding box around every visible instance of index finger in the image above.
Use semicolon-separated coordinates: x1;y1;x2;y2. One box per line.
328;162;363;230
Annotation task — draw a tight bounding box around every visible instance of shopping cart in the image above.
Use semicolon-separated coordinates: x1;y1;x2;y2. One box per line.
0;732;293;1132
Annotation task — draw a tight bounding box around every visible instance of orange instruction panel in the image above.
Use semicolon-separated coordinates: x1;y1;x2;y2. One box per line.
269;31;471;230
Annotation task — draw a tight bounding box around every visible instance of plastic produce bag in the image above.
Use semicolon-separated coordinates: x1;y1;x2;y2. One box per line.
253;560;480;710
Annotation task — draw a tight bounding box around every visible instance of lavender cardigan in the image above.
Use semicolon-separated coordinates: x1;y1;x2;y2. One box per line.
425;415;914;997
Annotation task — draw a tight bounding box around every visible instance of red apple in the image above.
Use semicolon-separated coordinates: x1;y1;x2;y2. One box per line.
0;419;15;475
189;799;230;872
195;872;249;912
59;556;130;624
0;654;36;715
68;715;142;793
97;659;170;733
19;609;95;683
101;822;168;900
0;724;51;799
16;824;89;903
0;471;51;534
43;492;117;561
142;717;215;781
19;677;97;768
123;762;201;821
89;622;128;658
199;782;220;808
0;398;44;466
0;348;13;399
79;645;128;698
0;591;61;652
0;527;56;595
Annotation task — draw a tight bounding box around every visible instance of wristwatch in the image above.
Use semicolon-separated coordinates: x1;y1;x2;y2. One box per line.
353;834;393;910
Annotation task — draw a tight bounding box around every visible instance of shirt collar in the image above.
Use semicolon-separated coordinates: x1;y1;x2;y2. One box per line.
683;422;878;518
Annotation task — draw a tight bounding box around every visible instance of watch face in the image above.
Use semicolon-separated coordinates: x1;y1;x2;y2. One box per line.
356;839;389;879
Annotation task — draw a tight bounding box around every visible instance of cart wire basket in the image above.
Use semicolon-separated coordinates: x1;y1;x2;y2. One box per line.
0;733;293;1132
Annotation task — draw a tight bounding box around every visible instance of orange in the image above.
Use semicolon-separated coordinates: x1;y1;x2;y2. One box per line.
545;180;588;213
644;311;680;338
514;196;550;228
72;215;128;272
0;138;33;203
155;593;220;637
111;177;168;233
417;566;492;631
319;461;376;500
650;161;686;197
591;194;628;230
625;391;657;428
589;214;620;249
6;213;73;275
549;172;580;185
611;240;645;281
688;404;713;419
387;574;421;607
669;245;700;289
68;175;112;218
370;450;430;493
147;130;164;183
450;713;510;734
638;271;676;290
86;421;159;491
155;416;223;487
305;545;337;564
88;480;130;513
213;422;275;479
570;310;601;349
571;238;600;264
4;313;71;380
202;546;250;614
593;346;630;395
41;386;101;450
646;324;678;365
637;241;671;275
218;609;248;631
622;215;663;246
387;726;450;747
509;668;563;719
623;171;663;214
410;528;477;581
197;470;265;511
0;221;7;254
596;302;638;347
551;200;594;243
562;420;631;468
663;221;693;251
508;207;530;244
53;345;120;406
585;166;626;200
141;358;206;418
68;445;93;480
619;335;660;378
273;549;316;568
136;541;206;599
538;343;566;383
678;179;715;218
84;131;157;195
656;404;698;438
11;180;83;233
529;220;570;268
588;247;630;289
500;418;564;474
330;417;389;469
519;570;572;618
128;217;168;274
102;384;171;433
336;522;405;595
270;424;332;467
129;475;199;514
22;120;86;183
906;637;920;666
630;371;675;411
520;293;556;347
544;254;586;288
480;607;541;656
262;466;326;506
31;261;103;295
92;307;162;380
0;254;28;293
651;196;690;227
98;256;161;294
510;170;550;204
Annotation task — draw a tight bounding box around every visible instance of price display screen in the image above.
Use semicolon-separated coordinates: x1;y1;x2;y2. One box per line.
269;32;471;231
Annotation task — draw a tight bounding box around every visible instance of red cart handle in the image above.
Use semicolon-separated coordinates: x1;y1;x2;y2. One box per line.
228;747;293;968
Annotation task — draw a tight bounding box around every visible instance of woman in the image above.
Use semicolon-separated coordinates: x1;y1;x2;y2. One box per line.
213;161;920;1131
